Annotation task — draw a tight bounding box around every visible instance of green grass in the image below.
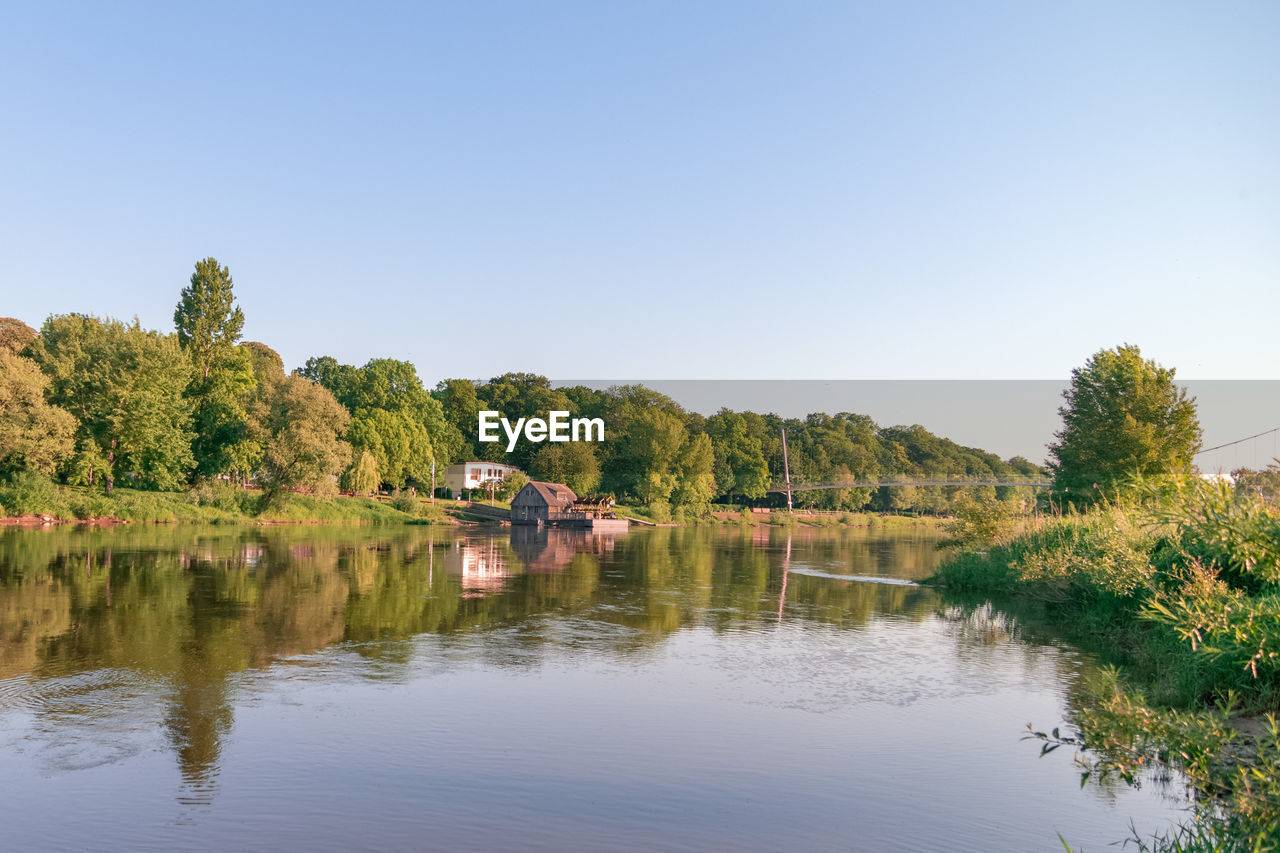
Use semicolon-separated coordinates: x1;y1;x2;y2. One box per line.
0;474;437;525
930;478;1280;850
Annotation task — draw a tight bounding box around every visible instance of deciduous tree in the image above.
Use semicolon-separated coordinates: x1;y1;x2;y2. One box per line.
174;258;255;478
1049;345;1201;505
259;375;351;501
0;350;76;476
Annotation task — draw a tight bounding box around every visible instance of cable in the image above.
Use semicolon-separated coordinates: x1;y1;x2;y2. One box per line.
1196;426;1280;456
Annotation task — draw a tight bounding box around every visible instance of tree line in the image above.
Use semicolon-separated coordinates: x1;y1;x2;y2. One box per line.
3;257;1051;515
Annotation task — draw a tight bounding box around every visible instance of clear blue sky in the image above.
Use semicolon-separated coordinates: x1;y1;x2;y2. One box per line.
2;1;1277;382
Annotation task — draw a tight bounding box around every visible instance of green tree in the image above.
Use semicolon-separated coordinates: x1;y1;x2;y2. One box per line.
1049;344;1201;506
529;441;602;495
497;470;529;501
302;357;451;489
672;432;715;512
31;314;195;492
706;410;769;500
174;258;255;479
0;350;77;476
259;375;351;502
623;409;687;505
343;450;380;496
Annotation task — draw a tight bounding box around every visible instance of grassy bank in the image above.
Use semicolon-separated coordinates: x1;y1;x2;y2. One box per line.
0;472;448;525
930;477;1280;850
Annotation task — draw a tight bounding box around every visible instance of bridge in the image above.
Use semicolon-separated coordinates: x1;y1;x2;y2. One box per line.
765;479;1051;494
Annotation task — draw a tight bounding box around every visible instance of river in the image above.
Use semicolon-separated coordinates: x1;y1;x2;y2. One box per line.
0;524;1184;851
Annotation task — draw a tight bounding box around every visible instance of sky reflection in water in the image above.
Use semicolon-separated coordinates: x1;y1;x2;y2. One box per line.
0;524;1184;851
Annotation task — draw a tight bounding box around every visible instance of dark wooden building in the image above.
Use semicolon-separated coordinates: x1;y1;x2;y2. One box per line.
511;481;578;525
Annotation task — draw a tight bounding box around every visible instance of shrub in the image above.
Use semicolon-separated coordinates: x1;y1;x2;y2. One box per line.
648;501;672;524
390;490;418;514
0;470;70;517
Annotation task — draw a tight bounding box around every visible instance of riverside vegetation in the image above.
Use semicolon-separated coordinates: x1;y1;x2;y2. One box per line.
2;257;1043;524
932;347;1280;851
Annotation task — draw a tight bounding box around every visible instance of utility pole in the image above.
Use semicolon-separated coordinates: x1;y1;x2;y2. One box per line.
781;427;794;512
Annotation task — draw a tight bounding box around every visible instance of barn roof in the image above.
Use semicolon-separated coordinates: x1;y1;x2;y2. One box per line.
523;481;578;509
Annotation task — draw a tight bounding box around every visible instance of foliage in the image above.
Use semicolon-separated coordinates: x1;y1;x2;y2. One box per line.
390;489;418;514
706;410;769;499
1049;345;1201;507
343;450;380;496
942;496;1020;549
937;473;1280;850
174;258;256;480
30;314;195;492
497;470;529;502
0;317;37;355
0;350;76;476
0;470;71;517
301;356;450;489
258;375;351;502
529;441;601;496
1030;668;1280;851
672;432;716;512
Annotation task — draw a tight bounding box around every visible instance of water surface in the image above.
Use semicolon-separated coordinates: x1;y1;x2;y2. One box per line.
0;524;1183;850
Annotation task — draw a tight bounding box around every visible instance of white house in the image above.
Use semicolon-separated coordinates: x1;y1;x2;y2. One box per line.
443;461;521;496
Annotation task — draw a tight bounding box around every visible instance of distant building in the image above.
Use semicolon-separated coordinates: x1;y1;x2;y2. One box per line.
511;481;578;525
444;461;521;496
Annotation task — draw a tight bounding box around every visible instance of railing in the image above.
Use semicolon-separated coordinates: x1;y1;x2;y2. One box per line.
766;479;1052;493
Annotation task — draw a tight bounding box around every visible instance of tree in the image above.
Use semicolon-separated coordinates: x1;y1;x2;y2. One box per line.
30;314;195;492
529;441;601;496
1049;345;1201;506
174;258;245;381
343;450;380;496
174;258;255;478
706;410;769;500
0;317;37;356
497;470;529;502
622;409;687;505
0;350;76;476
259;375;351;502
672;432;715;512
302;356;451;489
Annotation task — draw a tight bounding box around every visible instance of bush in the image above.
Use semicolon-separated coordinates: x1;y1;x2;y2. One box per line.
390;490;418;514
0;470;70;517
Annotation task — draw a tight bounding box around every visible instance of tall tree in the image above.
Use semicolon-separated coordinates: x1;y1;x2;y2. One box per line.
672;432;716;512
174;258;255;478
1049;344;1201;505
706;410;769;500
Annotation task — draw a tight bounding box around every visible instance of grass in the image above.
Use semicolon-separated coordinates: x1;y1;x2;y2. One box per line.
0;472;441;525
929;476;1280;850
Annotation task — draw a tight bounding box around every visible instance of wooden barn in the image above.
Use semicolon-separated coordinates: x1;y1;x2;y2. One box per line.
510;481;578;525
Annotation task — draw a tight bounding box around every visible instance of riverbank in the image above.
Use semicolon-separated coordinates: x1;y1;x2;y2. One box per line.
929;476;1280;850
0;476;452;526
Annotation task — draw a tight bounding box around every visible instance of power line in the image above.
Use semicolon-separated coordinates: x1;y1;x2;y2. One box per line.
1196;426;1280;456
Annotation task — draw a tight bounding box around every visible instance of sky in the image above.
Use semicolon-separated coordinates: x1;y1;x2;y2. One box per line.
2;1;1277;384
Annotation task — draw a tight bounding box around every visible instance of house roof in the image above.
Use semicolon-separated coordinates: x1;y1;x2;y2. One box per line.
522;481;579;509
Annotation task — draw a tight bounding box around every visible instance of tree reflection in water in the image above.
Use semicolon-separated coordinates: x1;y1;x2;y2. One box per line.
0;524;945;800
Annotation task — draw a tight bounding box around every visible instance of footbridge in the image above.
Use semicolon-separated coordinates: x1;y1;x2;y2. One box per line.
766;479;1051;494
